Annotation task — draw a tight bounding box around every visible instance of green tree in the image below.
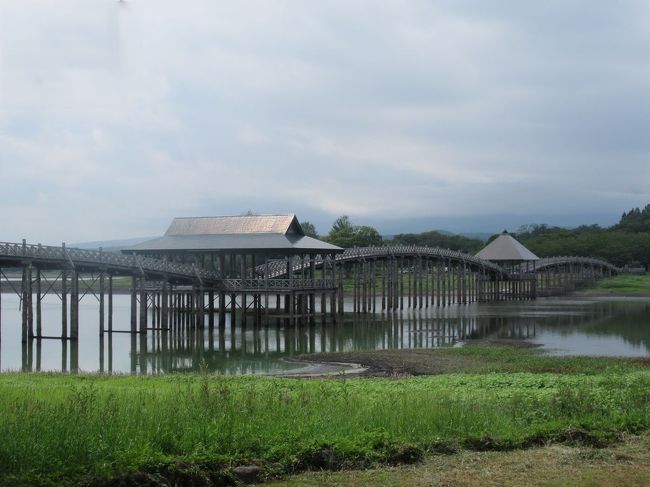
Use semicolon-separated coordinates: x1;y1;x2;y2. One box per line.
391;230;484;253
300;221;319;239
354;225;383;247
325;216;383;248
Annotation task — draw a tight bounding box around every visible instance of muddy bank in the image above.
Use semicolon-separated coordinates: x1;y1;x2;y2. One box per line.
293;340;538;377
262;359;367;377
572;289;650;298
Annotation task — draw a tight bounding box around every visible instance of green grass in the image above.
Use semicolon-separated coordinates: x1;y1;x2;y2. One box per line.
2;349;650;485
581;274;650;294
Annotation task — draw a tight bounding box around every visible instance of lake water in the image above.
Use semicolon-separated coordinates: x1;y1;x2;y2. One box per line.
1;294;649;374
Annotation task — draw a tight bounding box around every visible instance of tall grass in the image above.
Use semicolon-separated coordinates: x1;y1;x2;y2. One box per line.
1;364;650;484
586;274;650;294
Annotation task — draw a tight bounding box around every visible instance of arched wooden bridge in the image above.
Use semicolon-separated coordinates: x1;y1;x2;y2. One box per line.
0;239;622;342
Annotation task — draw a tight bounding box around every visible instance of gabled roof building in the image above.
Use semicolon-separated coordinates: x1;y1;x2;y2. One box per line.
128;214;341;256
125;215;342;301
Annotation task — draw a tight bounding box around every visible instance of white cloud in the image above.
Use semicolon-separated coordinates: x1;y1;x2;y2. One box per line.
0;0;648;242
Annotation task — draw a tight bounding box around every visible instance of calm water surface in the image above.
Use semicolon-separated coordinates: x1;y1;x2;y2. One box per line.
1;294;649;374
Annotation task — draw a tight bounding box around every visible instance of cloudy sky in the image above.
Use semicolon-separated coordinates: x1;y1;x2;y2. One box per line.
1;1;649;243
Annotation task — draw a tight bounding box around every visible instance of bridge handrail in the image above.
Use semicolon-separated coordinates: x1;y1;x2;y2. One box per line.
536;256;621;273
255;245;508;279
221;278;335;291
0;241;220;281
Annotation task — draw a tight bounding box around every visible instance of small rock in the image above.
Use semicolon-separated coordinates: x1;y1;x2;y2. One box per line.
232;465;263;483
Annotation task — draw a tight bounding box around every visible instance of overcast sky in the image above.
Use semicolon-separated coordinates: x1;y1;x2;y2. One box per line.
1;1;649;243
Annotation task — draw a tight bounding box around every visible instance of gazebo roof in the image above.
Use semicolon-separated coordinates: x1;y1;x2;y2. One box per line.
475;231;539;262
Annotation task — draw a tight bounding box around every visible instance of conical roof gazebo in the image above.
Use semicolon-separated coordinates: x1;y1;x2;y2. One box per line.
475;231;538;300
476;230;539;279
475;231;539;264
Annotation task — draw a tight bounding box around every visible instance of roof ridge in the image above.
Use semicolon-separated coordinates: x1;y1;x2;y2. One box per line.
172;214;294;220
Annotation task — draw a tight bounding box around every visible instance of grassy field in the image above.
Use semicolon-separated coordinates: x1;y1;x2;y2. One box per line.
270;431;650;487
2;348;650;485
578;273;650;295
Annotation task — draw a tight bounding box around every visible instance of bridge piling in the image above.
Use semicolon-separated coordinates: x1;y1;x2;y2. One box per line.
108;276;113;332
139;278;148;334
35;268;42;337
130;276;137;333
61;269;68;339
70;270;79;340
99;272;105;335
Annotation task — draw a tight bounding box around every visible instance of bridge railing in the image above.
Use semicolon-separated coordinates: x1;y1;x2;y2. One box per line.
0;241;219;282
536;256;621;273
257;245;508;279
221;278;336;291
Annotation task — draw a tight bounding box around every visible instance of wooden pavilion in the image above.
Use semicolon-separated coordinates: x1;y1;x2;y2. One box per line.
475;231;539;299
126;214;343;322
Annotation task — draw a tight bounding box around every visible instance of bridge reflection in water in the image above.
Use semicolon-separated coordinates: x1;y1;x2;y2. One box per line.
10;298;649;374
18;312;538;374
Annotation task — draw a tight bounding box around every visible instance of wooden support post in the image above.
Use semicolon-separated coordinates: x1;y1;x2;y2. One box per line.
36;268;42;337
130;276;137;333
462;264;467;305
21;265;28;343
456;265;461;304
448;264;453;305
99;272;105;335
70;270;79;340
26;264;33;339
381;260;386;310
419;259;424;309
407;258;412;309
108;275;113;332
436;261;441;307
61;269;68;339
139;277;148;334
198;288;205;329
208;289;214;329
425;260;430;308
338;263;344;314
399;258;404;310
440;260;442;307
309;255;316;315
352;264;357;313
219;292;226;327
162;281;169;330
372;260;377;314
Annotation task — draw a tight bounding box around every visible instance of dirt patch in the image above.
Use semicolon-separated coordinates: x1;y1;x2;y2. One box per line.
267;432;650;487
632;358;650;367
294;340;540;377
461;338;542;349
293;349;481;377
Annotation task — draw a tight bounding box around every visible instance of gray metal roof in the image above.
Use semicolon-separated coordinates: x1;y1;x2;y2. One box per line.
165;214;303;236
126;233;343;254
475;232;539;261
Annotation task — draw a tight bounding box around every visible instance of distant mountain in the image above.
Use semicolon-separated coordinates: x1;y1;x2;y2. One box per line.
363;212;620;237
456;232;492;241
70;237;154;253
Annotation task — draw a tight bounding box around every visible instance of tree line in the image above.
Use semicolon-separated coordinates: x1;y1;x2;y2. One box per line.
300;216;484;253
302;205;650;268
514;205;650;268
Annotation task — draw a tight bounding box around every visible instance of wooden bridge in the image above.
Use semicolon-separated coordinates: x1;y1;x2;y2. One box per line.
0;239;621;343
